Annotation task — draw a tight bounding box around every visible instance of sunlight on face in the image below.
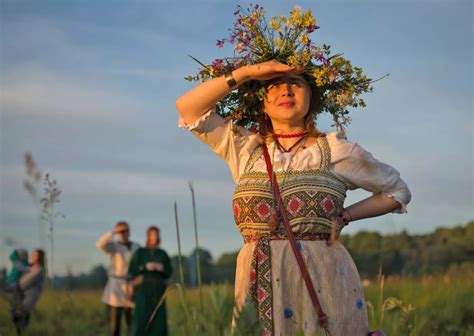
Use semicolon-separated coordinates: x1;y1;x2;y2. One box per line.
147;229;159;246
31;250;39;265
263;73;311;124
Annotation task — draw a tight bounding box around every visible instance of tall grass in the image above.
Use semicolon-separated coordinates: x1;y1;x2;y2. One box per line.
1;274;472;335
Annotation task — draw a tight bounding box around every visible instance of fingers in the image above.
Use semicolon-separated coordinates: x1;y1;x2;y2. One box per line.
247;61;302;81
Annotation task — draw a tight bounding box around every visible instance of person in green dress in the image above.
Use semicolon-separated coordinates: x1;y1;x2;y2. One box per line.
128;226;172;335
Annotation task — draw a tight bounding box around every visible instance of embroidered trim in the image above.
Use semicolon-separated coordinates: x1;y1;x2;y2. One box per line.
248;233;330;335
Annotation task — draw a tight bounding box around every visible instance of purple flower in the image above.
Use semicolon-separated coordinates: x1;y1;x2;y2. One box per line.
211;59;224;68
284;308;293;319
306;24;320;33
216;39;225;48
316;54;329;66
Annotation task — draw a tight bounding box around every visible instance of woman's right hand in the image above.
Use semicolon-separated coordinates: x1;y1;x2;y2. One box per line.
242;60;302;82
176;60;301;127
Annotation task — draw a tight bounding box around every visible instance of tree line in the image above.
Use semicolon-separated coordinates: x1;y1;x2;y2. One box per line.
3;221;471;289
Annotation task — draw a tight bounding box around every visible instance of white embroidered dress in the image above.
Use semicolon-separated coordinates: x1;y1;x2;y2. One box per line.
180;111;411;335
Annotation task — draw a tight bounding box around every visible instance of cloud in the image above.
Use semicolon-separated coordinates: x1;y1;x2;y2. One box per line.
1;67;141;122
1;164;233;207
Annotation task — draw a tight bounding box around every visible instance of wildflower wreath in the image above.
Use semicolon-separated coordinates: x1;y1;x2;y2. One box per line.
185;4;376;131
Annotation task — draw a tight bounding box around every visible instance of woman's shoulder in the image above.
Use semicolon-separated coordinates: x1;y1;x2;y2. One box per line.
322;130;365;162
134;247;148;255
158;248;170;257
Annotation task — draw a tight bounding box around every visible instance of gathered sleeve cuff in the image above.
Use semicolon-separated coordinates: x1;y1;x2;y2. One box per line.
178;109;261;182
328;131;412;214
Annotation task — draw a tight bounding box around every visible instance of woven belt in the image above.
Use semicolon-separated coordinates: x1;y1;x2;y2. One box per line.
244;232;330;244
109;275;129;280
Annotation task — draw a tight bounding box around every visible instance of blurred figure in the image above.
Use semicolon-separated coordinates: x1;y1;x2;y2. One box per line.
6;249;30;289
96;221;140;336
129;226;172;336
9;249;45;335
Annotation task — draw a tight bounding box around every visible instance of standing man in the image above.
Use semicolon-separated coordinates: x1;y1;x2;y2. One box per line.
96;221;140;336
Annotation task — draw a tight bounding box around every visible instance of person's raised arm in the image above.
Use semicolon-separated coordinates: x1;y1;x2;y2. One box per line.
95;231;116;254
175;61;300;126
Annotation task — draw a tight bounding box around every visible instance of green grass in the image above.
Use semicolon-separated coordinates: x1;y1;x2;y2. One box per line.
1;274;473;335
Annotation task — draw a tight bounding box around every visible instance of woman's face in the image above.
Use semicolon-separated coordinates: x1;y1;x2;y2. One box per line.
263;73;311;125
147;230;159;246
31;250;39;265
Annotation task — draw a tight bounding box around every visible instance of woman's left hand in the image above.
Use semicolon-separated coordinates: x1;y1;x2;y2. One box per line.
337;209;352;228
331;209;351;241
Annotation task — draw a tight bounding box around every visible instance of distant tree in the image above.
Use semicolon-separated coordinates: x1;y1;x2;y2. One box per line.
89;264;108;288
64;266;75;290
215;251;239;267
170;255;190;285
189;248;213;285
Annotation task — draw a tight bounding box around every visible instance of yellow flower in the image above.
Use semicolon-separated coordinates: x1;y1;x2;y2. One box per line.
302;10;315;26
269;18;281;31
277;38;284;49
300;35;310;45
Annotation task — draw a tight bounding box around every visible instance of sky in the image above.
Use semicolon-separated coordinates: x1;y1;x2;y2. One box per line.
1;0;472;275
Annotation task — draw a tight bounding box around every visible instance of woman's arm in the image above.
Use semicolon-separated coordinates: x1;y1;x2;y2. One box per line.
19;267;43;291
328;132;411;228
175;61;299;126
339;194;401;225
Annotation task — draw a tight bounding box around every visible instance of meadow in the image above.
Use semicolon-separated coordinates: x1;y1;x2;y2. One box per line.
1;273;473;336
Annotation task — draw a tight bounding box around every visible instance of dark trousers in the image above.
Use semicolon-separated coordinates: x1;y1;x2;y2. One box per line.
105;305;132;336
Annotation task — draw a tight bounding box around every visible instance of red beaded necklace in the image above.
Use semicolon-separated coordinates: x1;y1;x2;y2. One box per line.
273;130;309;138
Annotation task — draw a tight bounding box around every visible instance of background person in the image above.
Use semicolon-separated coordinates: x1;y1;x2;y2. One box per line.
9;249;45;335
96;221;140;336
128;226;172;336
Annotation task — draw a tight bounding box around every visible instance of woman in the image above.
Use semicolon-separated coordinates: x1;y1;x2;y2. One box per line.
9;249;46;335
128;226;172;335
176;58;411;334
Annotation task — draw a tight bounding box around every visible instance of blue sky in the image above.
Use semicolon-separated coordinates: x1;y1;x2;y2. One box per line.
1;0;472;275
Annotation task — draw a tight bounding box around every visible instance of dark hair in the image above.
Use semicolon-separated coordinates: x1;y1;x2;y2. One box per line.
115;221;129;230
34;249;46;267
258;74;324;143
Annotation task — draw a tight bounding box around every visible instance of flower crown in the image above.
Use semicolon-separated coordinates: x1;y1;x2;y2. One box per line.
185;4;376;132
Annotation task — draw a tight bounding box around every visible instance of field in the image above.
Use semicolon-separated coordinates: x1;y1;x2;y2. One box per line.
1;274;473;336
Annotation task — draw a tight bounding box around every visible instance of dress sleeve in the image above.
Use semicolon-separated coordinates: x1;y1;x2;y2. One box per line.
159;250;173;280
328;132;412;213
178;110;261;182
